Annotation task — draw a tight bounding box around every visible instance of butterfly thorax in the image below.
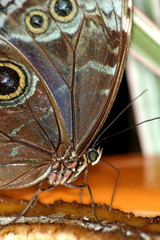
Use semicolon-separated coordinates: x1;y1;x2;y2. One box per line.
47;148;102;186
47;153;88;186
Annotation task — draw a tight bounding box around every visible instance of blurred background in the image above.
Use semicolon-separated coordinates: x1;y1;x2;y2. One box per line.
99;0;160;156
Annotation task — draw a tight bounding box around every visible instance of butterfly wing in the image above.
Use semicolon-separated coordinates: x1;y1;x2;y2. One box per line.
0;0;132;188
0;36;71;188
73;0;132;152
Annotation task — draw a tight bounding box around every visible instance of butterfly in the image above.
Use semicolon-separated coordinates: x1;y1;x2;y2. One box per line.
0;0;132;219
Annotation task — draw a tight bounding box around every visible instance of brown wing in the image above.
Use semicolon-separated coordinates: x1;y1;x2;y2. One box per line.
0;0;132;189
73;0;132;153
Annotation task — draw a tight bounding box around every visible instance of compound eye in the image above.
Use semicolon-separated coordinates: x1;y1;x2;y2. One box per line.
86;148;102;166
88;149;99;163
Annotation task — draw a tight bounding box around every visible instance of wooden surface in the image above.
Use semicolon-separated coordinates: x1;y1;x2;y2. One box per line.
0;154;160;217
0;200;160;239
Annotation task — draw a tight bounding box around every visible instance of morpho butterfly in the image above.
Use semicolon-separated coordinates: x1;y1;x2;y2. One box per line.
0;0;132;217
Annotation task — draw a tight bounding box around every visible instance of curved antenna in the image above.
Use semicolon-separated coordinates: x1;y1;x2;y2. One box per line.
97;117;160;146
93;90;148;148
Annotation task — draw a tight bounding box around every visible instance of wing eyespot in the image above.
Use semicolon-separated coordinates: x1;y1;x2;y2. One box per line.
0;61;26;101
25;10;50;35
0;61;38;108
50;0;77;22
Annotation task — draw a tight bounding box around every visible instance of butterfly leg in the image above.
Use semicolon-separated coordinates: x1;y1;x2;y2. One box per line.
65;182;98;222
79;167;88;204
100;159;120;210
1;182;42;228
18;184;42;218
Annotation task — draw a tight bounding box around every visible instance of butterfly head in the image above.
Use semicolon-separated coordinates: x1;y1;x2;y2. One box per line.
85;147;103;166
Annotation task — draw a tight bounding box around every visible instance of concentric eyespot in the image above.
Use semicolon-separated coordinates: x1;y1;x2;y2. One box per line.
0;61;26;101
0;61;38;108
25;10;50;34
50;0;77;22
